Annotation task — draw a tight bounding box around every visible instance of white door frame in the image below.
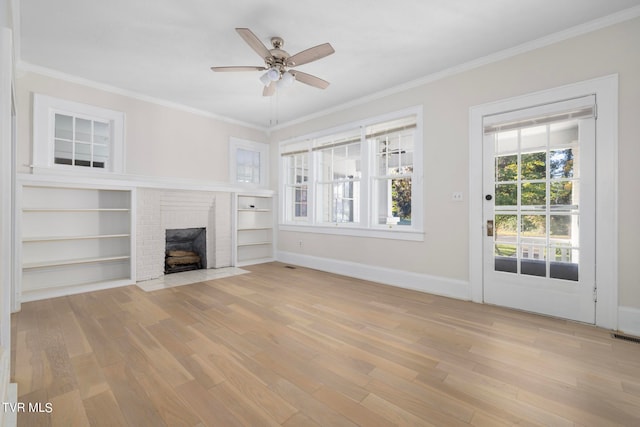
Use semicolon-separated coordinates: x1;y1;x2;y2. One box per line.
469;74;619;329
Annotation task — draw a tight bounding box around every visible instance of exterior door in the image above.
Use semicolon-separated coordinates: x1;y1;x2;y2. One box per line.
482;97;596;323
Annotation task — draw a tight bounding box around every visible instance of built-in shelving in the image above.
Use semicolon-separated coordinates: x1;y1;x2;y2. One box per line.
234;194;274;266
19;183;135;302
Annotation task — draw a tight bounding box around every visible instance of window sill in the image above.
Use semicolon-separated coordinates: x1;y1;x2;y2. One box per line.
278;224;425;241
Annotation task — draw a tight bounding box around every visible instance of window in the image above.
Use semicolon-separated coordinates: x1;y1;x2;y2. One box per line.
369;116;415;226
279;107;423;238
53;113;110;168
313;130;361;223
33;94;125;174
229;138;269;186
283;150;309;222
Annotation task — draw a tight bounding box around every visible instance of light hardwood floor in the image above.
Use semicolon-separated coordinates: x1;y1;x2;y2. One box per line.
11;262;640;426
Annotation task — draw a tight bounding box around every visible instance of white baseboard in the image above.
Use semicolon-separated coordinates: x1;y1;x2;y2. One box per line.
618;306;640;337
277;251;470;301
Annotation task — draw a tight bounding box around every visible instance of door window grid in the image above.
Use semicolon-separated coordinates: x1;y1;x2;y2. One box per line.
492;120;580;281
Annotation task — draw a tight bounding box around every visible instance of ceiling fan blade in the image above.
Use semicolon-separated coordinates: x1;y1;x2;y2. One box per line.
236;28;272;60
286;43;335;67
263;82;276;97
290;70;330;89
210;66;266;72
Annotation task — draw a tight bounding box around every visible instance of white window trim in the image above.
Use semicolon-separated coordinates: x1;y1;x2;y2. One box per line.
278;106;424;240
229;137;269;187
32;94;125;174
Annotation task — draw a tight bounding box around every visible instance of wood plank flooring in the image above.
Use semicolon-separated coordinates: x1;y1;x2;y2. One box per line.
11;262;640;426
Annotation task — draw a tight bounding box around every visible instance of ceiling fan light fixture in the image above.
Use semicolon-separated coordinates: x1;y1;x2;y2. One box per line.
278;71;295;89
267;67;280;81
259;72;271;86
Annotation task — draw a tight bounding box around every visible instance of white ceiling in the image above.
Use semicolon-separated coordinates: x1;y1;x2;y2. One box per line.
18;0;640;129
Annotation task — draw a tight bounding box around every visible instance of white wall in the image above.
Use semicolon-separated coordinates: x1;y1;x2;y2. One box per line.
270;18;640;312
15;71;267;183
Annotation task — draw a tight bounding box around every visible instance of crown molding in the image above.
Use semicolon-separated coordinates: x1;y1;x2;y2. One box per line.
269;5;640;132
16;61;269;132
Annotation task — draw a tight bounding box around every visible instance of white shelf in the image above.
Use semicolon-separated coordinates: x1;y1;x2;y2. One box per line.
19;184;134;302
23;234;130;242
23;208;130;212
23;255;130;270
234;194;274;266
238;241;272;247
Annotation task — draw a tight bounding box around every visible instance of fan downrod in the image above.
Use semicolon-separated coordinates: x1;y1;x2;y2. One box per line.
270;37;284;49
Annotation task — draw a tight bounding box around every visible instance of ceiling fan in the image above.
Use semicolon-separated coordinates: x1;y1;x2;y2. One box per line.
211;28;335;96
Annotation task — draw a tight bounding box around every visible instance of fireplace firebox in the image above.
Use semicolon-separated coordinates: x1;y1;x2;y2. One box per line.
165;228;206;274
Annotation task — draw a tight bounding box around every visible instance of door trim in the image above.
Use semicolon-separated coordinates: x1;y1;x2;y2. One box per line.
469;74;618;329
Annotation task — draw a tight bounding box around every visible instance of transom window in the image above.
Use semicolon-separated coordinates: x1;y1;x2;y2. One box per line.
54;113;110;168
229;138;269;187
279;107;423;238
33;94;125;174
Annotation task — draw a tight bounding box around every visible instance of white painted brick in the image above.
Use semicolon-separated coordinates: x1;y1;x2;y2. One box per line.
136;188;232;281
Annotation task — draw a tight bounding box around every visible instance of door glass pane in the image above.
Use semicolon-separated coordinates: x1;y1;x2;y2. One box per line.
550;181;576;209
521;245;546;277
496;155;517;181
521;214;545;238
521;125;547;151
495;130;517;154
521;152;546;180
495;184;517;208
494;213;517;273
550;121;578;147
521;182;546;206
550;148;574;178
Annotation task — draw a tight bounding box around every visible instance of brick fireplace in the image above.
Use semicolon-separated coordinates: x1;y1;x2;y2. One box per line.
136;188;232;282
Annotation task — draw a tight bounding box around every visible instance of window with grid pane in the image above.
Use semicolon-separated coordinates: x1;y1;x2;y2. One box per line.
279;107;422;236
369;116;416;225
314;130;361;224
283;151;309;222
54;113;110;168
33;94;125;174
